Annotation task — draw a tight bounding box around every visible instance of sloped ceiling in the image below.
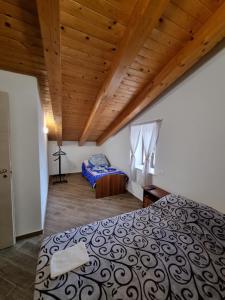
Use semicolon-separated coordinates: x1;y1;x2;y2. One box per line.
0;0;225;144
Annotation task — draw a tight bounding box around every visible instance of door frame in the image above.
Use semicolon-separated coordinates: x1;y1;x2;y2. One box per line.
0;91;15;249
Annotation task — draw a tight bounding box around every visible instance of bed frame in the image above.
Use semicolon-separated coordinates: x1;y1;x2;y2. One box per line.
95;174;127;199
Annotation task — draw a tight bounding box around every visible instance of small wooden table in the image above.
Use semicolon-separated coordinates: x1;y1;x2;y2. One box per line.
143;185;169;208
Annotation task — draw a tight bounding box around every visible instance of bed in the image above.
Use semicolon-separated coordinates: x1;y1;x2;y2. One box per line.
34;194;225;299
82;158;128;199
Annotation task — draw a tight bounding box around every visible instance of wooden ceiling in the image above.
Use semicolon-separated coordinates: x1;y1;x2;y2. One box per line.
0;0;225;144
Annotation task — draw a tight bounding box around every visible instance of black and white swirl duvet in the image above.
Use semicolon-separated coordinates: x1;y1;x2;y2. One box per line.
34;194;225;299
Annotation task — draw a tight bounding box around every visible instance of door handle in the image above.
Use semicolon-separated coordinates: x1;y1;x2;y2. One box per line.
0;169;7;175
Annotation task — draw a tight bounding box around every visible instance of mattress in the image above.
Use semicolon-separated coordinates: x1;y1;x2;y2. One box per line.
34;194;225;299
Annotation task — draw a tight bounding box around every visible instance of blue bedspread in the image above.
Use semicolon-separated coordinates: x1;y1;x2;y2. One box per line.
82;160;127;188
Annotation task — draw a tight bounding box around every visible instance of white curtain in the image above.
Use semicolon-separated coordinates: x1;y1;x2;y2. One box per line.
130;125;142;181
142;122;160;186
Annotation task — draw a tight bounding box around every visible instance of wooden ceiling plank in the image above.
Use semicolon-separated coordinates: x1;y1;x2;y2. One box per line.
127;67;153;80
0;13;41;38
62;80;101;91
0;27;43;48
61;25;116;52
62;68;105;84
61;0;125;39
171;0;212;24
62;35;114;60
156;16;192;42
198;0;224;11
62;54;109;73
0;35;43;56
0;46;45;65
97;2;225;145
61;11;120;45
62;46;111;66
36;0;62;144
4;0;38;15
62;99;94;107
139;45;167;61
133;56;166;72
62;74;102;88
62;89;97;98
164;2;203;33
124;73;146;83
0;64;45;78
79;0;170;145
144;37;176;56
0;56;46;71
74;0;134;26
0;0;38;26
151;28;183;49
62;60;106;77
121;79;143;88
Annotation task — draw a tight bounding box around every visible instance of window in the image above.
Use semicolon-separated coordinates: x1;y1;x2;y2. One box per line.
130;121;160;174
141;138;145;165
140;138;156;169
142;144;155;167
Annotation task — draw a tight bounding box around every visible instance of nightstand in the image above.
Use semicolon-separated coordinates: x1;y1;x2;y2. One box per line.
143;185;169;208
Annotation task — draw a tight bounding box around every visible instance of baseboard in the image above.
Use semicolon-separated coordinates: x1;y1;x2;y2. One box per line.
16;230;43;241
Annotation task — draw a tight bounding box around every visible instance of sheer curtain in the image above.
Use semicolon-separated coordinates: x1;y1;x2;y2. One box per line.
130;125;142;181
142;121;160;186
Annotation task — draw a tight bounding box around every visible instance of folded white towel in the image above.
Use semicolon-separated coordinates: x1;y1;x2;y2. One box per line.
50;242;89;278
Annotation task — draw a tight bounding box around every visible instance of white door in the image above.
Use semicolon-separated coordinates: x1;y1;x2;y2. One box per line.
0;91;15;249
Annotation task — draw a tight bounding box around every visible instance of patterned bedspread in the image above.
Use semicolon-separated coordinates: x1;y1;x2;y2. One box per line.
82;160;127;188
34;194;225;300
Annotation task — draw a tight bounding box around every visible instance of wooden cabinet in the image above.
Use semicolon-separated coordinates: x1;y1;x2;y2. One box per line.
143;185;169;208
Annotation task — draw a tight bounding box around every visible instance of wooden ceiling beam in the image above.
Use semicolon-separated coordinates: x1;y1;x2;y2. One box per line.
97;2;225;145
79;0;170;145
36;0;62;145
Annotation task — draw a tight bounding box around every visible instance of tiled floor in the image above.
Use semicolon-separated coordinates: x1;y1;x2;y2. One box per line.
0;174;142;299
0;235;42;299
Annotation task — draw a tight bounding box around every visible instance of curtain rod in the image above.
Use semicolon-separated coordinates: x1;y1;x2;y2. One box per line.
130;119;162;127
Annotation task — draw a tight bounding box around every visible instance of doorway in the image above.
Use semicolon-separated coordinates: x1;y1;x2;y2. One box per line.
0;91;15;249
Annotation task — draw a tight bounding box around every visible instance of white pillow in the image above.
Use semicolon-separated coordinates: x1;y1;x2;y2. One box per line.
89;154;110;167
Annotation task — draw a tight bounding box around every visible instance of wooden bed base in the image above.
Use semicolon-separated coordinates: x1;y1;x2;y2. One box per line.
95;174;127;199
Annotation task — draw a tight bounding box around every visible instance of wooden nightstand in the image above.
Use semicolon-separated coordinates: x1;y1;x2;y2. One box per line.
143;185;169;208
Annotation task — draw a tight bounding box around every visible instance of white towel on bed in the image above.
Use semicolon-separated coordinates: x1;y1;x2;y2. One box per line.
50;242;89;278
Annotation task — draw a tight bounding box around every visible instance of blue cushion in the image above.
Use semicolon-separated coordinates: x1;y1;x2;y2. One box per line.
89;154;110;167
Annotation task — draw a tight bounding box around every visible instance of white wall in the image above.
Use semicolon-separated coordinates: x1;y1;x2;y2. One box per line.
102;43;225;213
48;141;105;175
0;70;48;236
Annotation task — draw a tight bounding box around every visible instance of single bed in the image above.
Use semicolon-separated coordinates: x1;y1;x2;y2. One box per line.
34;194;225;300
82;159;128;199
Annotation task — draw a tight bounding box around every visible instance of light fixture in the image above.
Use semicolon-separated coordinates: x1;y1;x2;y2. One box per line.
43;127;49;134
